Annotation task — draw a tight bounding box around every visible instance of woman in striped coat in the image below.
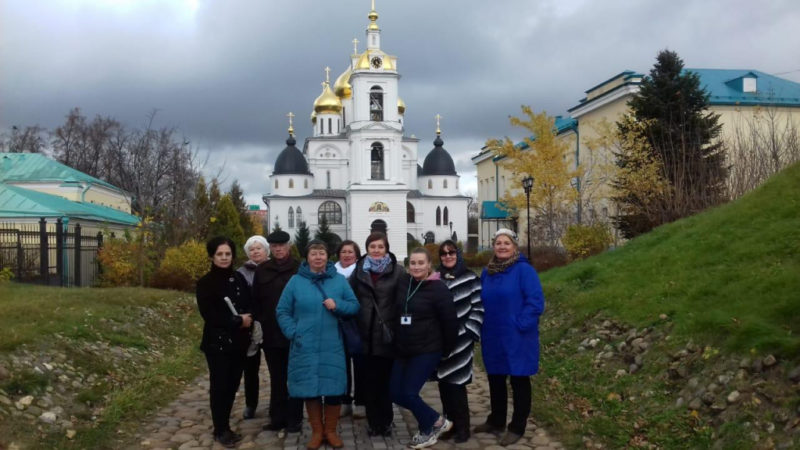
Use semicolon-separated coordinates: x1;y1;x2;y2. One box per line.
435;240;484;443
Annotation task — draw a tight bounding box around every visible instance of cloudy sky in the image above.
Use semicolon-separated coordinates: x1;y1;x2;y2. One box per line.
2;0;799;205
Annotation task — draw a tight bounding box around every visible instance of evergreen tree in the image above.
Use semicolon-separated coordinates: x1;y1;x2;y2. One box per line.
314;215;340;257
193;176;212;240
294;221;311;255
613;50;727;237
228;180;255;238
209;195;246;253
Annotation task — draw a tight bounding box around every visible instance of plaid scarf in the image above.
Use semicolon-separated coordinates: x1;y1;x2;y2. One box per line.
362;254;392;274
486;250;520;275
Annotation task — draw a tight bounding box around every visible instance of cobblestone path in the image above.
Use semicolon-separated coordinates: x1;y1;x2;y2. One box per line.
132;362;563;450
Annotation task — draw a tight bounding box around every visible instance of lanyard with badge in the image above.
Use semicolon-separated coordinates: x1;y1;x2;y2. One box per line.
401;278;424;325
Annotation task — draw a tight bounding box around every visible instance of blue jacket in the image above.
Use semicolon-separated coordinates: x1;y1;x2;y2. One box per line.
276;261;360;398
480;254;545;376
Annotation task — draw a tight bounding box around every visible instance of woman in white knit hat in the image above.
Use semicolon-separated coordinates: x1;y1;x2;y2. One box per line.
237;234;269;419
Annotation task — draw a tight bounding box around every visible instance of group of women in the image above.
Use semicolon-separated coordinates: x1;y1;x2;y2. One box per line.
197;227;544;449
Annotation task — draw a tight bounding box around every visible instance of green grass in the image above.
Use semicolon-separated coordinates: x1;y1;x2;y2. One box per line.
531;163;800;448
0;284;205;449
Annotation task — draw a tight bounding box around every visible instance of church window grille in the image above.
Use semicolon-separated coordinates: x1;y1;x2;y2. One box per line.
289;179;294;189
407;202;415;223
288;207;295;228
318;201;342;224
371;142;385;180
436;206;441;226
370;86;383;121
296;206;303;225
427;179;432;189
443;206;449;224
326;171;331;189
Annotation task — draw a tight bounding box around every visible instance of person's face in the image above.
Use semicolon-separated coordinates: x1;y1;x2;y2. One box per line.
338;244;357;268
270;242;290;260
212;244;233;269
367;239;387;258
439;245;458;269
248;242;268;264
493;235;516;260
409;253;431;281
307;248;328;272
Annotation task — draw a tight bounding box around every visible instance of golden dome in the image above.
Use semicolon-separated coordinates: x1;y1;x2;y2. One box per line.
355;50;395;70
397;97;406;115
310;111;317;124
313;82;342;114
334;68;352;99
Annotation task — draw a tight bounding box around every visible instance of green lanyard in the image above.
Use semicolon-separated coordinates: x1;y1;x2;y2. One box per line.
404;278;424;315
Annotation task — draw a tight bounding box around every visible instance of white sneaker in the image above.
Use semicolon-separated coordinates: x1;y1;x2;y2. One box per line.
432;417;452;438
409;431;437;449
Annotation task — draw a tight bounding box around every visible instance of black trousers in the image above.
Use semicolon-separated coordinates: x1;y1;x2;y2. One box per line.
243;349;261;408
345;353;367;406
438;381;470;435
486;374;531;435
205;351;245;436
358;354;394;431
263;346;303;428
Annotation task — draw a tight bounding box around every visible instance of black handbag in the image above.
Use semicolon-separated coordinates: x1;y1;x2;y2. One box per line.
371;299;394;345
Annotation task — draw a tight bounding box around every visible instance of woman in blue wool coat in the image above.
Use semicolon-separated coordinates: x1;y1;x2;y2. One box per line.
475;228;545;446
276;240;360;450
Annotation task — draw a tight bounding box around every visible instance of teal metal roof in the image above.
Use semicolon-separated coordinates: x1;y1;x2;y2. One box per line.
0;153;123;193
0;183;140;226
480;201;510;219
690;69;800;107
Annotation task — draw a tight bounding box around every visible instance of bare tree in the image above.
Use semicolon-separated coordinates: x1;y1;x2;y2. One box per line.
1;125;48;153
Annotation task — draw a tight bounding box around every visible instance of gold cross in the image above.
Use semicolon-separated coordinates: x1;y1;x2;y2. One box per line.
435;114;442;135
352;38;359;54
324;66;331;83
371;0;375;11
287;112;295;136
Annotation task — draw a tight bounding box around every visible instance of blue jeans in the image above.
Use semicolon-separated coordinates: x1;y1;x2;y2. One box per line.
390;352;442;434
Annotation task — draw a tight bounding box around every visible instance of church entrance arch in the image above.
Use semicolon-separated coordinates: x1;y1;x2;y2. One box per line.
370;219;387;234
424;231;435;244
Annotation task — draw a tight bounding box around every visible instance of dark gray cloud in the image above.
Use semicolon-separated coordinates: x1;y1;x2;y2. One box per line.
3;0;799;205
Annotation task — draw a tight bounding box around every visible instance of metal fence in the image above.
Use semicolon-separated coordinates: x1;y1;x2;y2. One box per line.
0;218;106;287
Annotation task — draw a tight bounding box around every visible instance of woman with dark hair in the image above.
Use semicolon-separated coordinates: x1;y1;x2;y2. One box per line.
334;239;363;417
390;247;458;449
196;236;253;447
349;232;405;436
436;240;483;443
277;240;360;449
475;228;545;446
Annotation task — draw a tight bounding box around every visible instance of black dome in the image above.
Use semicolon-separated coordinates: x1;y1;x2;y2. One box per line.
273;136;311;175
421;135;457;176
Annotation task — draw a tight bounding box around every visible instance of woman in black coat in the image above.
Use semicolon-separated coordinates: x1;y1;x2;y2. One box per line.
196;236;253;448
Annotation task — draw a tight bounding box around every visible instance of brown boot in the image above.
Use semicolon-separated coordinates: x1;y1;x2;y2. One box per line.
305;399;324;449
324;404;344;448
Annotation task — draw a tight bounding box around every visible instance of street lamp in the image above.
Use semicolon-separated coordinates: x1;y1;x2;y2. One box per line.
521;176;534;258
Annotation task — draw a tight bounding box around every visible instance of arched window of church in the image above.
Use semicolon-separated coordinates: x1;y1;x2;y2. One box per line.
443;206;449;224
288;207;295;228
275;179;279;189
370;86;383;121
406;202;415;223
318;201;342;224
296;206;303;225
427;179;432;189
328;118;332;135
443;179;448;189
320;121;323;134
304;179;308;189
436;206;441;226
326;171;331;189
371;142;384;180
289;179;294;189
456;178;459;189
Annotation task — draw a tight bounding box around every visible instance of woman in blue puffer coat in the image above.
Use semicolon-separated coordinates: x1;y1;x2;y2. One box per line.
475;228;545;446
276;240;360;449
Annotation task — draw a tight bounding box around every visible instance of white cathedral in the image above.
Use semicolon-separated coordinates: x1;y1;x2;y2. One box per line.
263;4;469;261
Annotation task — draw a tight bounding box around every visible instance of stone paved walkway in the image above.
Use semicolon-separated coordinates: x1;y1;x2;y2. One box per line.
132;362;563;450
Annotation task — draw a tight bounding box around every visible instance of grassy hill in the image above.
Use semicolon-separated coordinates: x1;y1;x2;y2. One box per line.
532;163;800;449
0;284;204;449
